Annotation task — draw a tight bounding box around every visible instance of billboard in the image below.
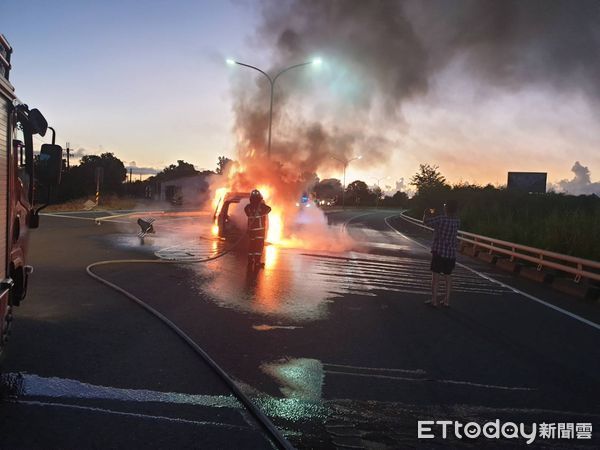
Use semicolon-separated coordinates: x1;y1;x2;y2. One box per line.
507;172;547;193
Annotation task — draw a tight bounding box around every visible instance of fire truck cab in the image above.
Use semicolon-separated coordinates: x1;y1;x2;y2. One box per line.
0;34;62;355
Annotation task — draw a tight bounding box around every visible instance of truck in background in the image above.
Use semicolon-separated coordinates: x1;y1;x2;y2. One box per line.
0;34;62;357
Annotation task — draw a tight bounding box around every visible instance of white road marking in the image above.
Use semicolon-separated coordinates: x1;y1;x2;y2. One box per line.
324;370;535;391
384;215;600;332
323;363;426;375
252;324;302;331
13;400;249;429
341;212;378;232
40;213;129;223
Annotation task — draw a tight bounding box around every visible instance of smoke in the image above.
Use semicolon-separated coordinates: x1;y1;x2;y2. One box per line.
552;162;600;196
395;178;409;193
407;0;600;99
218;0;600;245
236;0;600;175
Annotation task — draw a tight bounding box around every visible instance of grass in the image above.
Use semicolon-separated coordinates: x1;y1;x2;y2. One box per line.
410;189;600;262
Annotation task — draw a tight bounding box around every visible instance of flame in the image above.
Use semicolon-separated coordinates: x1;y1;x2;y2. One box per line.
208;158;346;251
266;210;283;244
252;184;283;244
212;187;228;211
264;244;278;269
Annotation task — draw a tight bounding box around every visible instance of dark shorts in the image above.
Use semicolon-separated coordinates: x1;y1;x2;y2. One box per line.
430;253;456;275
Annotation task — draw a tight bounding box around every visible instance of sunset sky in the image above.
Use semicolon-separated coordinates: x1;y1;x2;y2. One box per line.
2;0;599;194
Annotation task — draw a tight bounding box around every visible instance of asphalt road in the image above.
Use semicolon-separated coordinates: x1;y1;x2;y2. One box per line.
0;208;598;449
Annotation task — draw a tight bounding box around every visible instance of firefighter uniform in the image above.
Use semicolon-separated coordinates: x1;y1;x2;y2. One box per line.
244;191;271;266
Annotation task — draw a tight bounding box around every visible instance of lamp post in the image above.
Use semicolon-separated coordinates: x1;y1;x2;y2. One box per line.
227;58;322;158
331;155;362;209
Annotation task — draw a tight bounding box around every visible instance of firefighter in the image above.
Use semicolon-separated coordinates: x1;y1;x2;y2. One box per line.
244;189;272;268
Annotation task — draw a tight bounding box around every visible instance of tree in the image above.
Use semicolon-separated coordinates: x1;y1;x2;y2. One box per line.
314;178;342;201
54;152;127;201
410;164;447;194
372;185;383;201
345;180;376;206
153;160;198;182
216;156;232;175
382;190;409;207
81;153;127;192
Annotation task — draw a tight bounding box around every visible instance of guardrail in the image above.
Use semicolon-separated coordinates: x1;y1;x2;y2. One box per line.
398;212;600;283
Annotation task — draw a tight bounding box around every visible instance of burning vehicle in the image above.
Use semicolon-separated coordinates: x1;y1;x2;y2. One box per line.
213;191;254;239
212;189;319;241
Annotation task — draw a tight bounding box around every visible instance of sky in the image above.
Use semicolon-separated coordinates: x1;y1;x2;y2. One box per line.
2;0;599;194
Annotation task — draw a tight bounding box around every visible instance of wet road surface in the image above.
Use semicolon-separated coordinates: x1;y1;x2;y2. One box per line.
1;208;599;448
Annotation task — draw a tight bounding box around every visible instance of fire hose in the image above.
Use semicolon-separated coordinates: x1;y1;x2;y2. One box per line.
85;233;294;450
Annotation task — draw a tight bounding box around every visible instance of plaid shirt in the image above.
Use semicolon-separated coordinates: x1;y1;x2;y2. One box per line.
424;214;460;258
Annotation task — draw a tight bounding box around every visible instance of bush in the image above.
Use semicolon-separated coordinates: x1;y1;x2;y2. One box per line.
410;186;600;261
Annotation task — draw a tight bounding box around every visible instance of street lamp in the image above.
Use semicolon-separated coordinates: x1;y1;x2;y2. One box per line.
331;154;362;209
227;58;321;158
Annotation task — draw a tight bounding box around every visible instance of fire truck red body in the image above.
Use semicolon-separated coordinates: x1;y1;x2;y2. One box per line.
0;34;61;356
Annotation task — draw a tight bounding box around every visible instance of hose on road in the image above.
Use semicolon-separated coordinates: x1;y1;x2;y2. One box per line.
85;233;294;450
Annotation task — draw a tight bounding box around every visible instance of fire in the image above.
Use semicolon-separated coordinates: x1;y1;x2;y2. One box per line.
255;184;284;244
208;157;351;252
212;187;228;211
266;210;283;244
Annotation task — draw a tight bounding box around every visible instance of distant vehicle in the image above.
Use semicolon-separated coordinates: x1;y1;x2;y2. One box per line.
296;192;310;208
0;34;62;356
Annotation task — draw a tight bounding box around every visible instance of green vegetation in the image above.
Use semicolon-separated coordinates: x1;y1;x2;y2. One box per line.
52;153;127;201
409;165;600;261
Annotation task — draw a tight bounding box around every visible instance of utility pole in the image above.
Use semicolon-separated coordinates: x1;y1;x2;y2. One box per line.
65;141;70;168
129;168;133;183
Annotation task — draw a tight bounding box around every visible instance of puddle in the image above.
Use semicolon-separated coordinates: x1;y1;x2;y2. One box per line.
188;248;511;322
261;358;324;401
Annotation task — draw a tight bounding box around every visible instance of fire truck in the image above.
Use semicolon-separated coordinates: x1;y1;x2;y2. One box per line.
0;34;62;357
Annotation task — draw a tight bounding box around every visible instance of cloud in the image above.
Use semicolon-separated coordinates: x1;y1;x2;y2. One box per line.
125;161;159;176
68;147;87;160
551;161;600;195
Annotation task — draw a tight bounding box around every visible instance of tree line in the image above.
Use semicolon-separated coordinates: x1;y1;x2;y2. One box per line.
407;164;600;261
44;153;598;259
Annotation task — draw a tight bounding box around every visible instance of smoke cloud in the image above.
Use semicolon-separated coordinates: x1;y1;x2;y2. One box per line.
219;0;599;245
236;0;600;173
552;162;600;196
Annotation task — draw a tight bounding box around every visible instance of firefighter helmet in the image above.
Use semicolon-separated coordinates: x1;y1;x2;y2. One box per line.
249;189;263;205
